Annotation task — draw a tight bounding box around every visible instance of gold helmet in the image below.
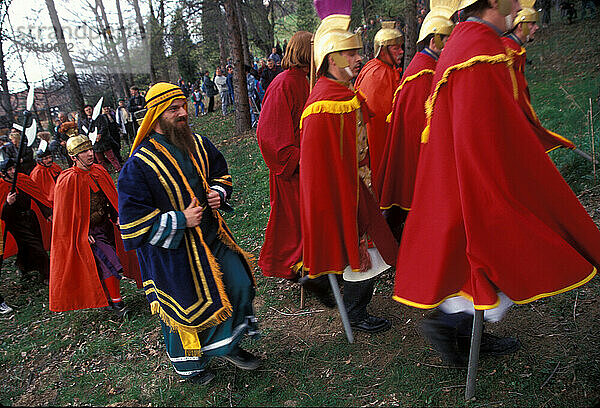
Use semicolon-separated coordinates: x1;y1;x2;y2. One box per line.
418;0;460;45
513;0;538;35
374;21;403;59
67;135;92;156
313;14;362;74
458;0;513;15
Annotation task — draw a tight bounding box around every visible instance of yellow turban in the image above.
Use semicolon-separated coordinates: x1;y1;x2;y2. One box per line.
129;82;187;155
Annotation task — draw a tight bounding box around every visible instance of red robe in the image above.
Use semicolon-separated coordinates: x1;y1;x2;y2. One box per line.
30;162;62;204
257;67;309;279
50;164;141;312
502;35;575;152
300;77;397;277
394;21;599;310
0;175;52;258
377;50;436;211
355;58;402;195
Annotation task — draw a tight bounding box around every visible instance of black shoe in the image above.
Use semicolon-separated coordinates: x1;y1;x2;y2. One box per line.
187;369;216;386
457;332;520;356
111;301;129;318
299;276;336;308
221;347;261;370
422;312;466;367
350;315;391;334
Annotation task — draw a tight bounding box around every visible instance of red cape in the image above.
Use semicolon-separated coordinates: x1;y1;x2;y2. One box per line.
377;51;436;210
355;58;402;196
394;21;599;309
30;162;62;204
300;77;397;277
257;67;309;279
0;175;52;258
502;36;575;152
50;164;141;312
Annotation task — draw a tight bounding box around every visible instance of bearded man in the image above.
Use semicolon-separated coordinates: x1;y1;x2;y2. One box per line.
118;83;259;385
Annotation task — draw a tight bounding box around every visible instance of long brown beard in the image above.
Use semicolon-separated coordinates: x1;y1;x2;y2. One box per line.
158;115;195;154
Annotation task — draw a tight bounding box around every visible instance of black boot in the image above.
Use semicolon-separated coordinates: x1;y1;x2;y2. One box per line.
421;310;471;367
456;315;521;357
344;278;391;334
299;275;335;308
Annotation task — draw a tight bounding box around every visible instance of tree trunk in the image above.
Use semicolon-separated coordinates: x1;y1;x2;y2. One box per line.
97;0;128;97
403;0;418;71
218;24;228;68
0;34;14;121
235;0;251;65
115;0;134;85
44;0;85;110
90;2;122;100
131;0;155;83
224;0;251;134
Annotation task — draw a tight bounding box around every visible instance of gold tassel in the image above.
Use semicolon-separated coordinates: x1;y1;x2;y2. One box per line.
421;124;431;144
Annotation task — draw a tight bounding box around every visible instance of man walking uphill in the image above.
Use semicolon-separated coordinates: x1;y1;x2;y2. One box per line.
354;21;403;195
257;31;312;281
393;0;600;366
299;10;398;333
118;83;259;385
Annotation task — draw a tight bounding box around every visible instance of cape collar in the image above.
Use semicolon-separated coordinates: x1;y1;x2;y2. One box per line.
504;32;523;46
466;16;504;36
421;47;440;61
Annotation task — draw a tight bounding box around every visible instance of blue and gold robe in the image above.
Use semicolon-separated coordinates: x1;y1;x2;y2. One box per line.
118;131;256;361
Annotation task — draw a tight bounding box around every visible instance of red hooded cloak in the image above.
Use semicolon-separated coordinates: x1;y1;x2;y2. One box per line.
257;67;309;279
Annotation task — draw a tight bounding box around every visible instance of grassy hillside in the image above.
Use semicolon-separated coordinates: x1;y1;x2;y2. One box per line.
526;18;600;192
1;15;599;407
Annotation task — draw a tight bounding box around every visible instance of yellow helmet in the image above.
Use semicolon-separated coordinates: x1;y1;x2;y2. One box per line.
67;135;93;156
513;0;538;34
374;21;404;59
313;14;362;74
418;0;460;46
458;0;513;15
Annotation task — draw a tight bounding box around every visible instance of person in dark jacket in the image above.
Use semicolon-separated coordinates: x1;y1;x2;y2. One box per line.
101;106;124;165
202;72;217;113
8;129;35;174
260;58;283;91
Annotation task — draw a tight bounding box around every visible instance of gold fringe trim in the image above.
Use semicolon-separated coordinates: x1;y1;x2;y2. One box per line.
216;222;257;285
150;299;232;333
291;261;304;275
147;139;234;330
421;53;512;144
300;95;361;129
387;69;435;123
